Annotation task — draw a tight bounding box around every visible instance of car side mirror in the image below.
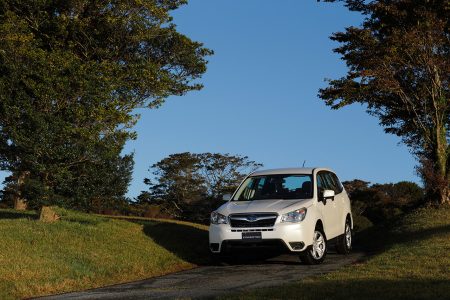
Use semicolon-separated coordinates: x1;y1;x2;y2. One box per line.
222;193;232;201
323;189;335;200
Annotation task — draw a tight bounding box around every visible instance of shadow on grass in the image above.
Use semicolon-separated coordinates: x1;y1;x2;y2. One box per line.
0;210;37;220
136;216;450;267
142;221;303;266
237;278;450;300
391;224;450;242
143;222;211;265
355;223;450;253
60;215;112;226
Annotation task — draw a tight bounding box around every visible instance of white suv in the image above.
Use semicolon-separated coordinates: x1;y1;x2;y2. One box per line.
209;168;353;264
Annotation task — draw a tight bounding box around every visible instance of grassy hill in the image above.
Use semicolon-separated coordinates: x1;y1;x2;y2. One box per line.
225;205;450;300
1;206;449;300
0;208;210;300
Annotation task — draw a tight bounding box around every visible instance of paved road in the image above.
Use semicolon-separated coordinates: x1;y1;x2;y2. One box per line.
38;252;365;300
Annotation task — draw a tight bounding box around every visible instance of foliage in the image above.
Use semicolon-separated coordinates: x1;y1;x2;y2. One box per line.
144;152;206;207
0;0;212;210
319;0;449;204
198;152;263;198
351;213;373;232
343;179;424;224
139;152;262;222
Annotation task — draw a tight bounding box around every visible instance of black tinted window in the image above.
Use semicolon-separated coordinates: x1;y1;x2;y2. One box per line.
330;173;343;193
233;174;313;200
317;173;332;192
317;172;343;194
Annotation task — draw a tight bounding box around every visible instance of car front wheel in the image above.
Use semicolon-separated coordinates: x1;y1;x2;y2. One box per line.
300;228;327;264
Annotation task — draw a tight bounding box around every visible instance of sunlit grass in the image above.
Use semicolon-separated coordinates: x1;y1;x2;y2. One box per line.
0;208;209;300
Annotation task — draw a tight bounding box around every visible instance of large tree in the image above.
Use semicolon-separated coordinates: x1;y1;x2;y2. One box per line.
198;152;263;199
141;152;261;220
319;0;449;204
0;0;212;209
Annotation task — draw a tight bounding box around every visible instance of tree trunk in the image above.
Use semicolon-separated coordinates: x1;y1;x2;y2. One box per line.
14;198;27;210
13;171;30;210
434;125;449;205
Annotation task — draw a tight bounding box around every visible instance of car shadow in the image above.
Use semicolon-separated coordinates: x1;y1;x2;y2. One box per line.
142;222;212;265
141;221;305;266
140;219;450;267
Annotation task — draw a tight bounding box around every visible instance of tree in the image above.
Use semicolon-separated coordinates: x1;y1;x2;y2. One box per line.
343;179;424;224
0;0;212;209
198;153;263;199
145;152;206;214
140;152;261;221
319;0;449;204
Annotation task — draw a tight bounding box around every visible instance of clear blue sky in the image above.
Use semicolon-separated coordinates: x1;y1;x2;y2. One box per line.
0;0;420;198
123;0;419;199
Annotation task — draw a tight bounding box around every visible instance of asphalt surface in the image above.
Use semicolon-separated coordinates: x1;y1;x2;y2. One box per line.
38;251;365;300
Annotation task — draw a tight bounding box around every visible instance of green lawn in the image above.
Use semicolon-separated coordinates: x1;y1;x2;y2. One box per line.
224;205;450;300
1;206;449;300
0;208;210;300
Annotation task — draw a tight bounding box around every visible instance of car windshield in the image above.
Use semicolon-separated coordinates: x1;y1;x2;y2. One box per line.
232;174;313;201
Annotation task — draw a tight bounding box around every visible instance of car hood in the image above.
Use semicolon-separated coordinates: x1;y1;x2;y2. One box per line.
217;198;314;215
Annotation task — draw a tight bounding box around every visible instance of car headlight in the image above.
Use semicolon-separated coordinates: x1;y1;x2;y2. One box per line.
210;211;228;224
281;208;307;223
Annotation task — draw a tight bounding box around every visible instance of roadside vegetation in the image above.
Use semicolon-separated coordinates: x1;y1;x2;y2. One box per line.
225;205;450;300
0;0;447;299
0;208;209;300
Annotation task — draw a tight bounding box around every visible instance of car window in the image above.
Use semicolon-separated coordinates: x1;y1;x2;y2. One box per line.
318;172;343;194
317;172;343;195
324;172;338;193
233;174;313;200
317;172;331;193
330;172;343;194
284;176;310;191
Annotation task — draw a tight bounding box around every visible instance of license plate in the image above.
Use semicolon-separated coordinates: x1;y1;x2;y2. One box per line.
242;231;262;240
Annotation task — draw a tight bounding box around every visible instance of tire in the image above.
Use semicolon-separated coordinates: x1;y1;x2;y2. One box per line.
299;228;327;265
335;219;352;254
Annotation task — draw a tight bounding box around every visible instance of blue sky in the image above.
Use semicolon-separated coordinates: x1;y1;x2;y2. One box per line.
122;0;419;198
0;0;419;198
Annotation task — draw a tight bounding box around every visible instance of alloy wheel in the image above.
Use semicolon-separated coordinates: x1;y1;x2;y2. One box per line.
311;230;325;259
345;223;352;249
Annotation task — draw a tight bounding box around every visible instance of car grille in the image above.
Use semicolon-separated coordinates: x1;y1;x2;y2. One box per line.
229;213;278;228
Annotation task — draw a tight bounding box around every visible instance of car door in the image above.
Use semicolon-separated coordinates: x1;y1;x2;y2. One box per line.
329;172;347;235
316;171;339;239
326;172;346;236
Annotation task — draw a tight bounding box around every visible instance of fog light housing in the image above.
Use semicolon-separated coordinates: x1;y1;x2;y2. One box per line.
210;243;220;252
289;241;305;250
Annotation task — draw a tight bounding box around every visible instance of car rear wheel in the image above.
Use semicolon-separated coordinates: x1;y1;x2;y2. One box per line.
300;228;327;264
335;219;352;254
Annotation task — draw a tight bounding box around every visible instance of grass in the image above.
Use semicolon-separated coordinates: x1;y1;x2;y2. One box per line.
0;208;210;300
223;205;450;300
1;206;449;300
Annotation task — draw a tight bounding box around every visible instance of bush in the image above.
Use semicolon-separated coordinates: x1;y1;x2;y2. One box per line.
344;179;425;225
352;214;373;232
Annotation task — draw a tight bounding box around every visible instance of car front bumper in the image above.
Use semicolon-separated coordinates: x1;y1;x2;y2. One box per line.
209;221;313;253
